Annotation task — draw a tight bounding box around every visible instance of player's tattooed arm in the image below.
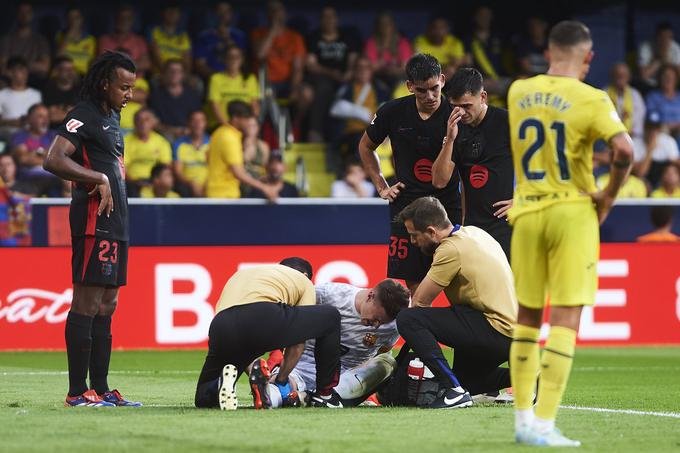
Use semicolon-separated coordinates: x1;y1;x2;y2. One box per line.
44;135;114;217
432;107;463;189
358;132;405;202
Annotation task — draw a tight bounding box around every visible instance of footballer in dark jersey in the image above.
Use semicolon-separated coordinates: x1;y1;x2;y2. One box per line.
44;51;141;408
359;54;462;293
432;68;514;260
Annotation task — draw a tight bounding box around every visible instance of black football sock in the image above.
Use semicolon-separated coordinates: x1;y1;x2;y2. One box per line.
90;315;112;395
65;311;93;397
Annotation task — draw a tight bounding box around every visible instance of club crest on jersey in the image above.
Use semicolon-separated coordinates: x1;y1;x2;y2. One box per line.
363;333;377;347
101;262;113;276
65;119;84;133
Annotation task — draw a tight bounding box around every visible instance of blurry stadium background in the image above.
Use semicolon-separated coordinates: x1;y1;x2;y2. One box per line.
1;1;679;451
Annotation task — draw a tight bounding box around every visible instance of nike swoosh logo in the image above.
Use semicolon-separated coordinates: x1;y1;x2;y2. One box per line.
444;394;466;405
326;401;343;408
103;125;110;130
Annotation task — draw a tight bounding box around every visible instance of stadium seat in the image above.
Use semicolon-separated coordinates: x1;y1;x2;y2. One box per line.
284;143;327;173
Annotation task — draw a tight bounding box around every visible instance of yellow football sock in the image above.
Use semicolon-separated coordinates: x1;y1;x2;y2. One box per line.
510;324;541;411
535;326;577;422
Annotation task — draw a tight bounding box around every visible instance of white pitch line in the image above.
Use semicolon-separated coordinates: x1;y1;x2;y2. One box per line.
4;371;680;419
560;405;680;419
573;366;680;372
0;370;196;376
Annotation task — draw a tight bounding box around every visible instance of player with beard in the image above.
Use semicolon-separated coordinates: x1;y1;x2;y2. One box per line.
432;67;514;260
359;53;461;294
44;51;140;407
395;196;517;409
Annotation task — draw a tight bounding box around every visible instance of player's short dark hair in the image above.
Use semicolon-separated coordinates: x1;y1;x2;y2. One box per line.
227;100;254;119
650;206;674;229
6;56;28;70
445;67;483;99
549;20;592;48
80;50;136;103
405;54;441;83
150;163;171;180
398;196;451;231
279;257;314;280
374;279;410;320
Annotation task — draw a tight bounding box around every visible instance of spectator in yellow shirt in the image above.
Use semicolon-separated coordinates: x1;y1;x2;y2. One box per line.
124;108;172;194
149;5;192;73
172;111;210;197
651;164;680;198
56;7;96;76
206;101;278;200
596;172;649;199
208;45;260;126
413;16;467;79
140;163;181;198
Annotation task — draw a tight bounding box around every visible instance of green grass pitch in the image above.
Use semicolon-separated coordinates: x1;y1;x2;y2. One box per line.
1;347;679;452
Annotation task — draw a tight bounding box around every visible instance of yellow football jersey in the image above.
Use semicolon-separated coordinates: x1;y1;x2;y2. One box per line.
56;33;96;75
150;27;191;64
508;75;627;218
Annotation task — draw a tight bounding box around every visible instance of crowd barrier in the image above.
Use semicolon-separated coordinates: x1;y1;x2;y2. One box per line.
27;198;680;246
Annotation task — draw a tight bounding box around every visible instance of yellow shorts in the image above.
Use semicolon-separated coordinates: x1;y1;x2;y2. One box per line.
510;200;599;309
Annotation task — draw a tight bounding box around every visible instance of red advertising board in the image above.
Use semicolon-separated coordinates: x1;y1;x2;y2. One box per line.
1;244;679;350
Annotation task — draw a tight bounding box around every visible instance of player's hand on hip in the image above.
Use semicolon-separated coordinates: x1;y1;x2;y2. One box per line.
492;199;513;219
379;182;405;202
588;190;615;225
446;107;464;141
89;173;113;218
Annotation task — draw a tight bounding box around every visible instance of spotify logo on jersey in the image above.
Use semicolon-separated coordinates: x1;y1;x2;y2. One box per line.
470;165;489;188
413;159;433;182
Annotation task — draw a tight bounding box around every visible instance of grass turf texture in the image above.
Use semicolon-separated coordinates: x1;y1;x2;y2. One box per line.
1;348;679;452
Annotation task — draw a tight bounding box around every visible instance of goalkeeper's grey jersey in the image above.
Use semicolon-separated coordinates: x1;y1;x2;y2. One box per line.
293;282;399;389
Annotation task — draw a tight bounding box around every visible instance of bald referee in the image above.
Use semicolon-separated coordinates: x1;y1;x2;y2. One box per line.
194;257;342;410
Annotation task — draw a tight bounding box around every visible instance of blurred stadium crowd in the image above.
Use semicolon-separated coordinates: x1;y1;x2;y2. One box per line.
0;1;679;201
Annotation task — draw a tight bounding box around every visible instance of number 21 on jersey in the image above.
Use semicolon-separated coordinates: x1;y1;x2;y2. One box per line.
519;118;570;181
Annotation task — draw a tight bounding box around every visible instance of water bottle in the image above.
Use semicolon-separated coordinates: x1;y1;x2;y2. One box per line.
408;358;425;380
407;357;425;404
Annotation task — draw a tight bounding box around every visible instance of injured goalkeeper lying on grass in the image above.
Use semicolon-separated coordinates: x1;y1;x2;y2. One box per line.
249;280;408;408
